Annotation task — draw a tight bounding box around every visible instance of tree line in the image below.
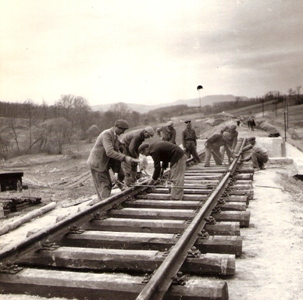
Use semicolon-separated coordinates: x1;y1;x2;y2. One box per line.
0;88;302;159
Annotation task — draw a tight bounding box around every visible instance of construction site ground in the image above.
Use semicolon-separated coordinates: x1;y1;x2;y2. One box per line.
1;121;303;299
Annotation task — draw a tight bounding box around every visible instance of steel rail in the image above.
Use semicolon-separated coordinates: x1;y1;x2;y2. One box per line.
0;141;246;300
0;149;207;264
136;138;246;300
0;183;149;263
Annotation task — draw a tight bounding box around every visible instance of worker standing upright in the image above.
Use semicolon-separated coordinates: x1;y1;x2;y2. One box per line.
182;119;200;163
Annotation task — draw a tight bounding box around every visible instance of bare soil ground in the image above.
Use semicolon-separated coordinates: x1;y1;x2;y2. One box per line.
1;116;303;299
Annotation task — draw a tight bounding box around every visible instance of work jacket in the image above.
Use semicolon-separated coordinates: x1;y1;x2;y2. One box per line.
120;129;145;158
87;127;126;172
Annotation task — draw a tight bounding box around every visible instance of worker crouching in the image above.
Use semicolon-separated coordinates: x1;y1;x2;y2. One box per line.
241;137;268;170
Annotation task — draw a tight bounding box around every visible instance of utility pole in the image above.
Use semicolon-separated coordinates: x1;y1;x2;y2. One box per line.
197;85;203;116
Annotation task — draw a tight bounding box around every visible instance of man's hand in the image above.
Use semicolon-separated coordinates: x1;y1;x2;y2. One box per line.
125;156;140;165
147;178;156;185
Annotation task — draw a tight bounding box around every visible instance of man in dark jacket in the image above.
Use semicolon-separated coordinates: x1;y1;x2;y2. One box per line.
182;119;200;163
138;141;187;200
87;119;139;203
120;126;155;186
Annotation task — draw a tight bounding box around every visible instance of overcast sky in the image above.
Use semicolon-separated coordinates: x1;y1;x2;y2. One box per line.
1;0;303;107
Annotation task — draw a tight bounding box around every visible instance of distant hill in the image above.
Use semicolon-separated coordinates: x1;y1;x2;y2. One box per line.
92;94;248;114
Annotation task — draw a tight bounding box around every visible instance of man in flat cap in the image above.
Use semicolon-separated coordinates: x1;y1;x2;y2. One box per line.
120;126;155;186
240;137;268;170
87;119;140;204
156;120;176;144
182;119;200;163
138;141;187;200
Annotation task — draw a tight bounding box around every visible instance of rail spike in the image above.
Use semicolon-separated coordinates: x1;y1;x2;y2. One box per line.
172;271;186;286
68;224;85;234
212;206;222;214
163;248;170;257
198;229;209;240
40;239;60;251
92;212;107;220
218;198;226;204
204;216;216;225
187;246;201;258
0;261;23;274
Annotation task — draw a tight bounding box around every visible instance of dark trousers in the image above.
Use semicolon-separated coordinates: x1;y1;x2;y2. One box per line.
185;140;200;163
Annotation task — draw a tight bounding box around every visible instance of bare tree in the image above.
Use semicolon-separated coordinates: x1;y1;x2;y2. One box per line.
43;117;72;154
7;118;20;153
296;86;301;95
24;99;38;151
109;102;132;119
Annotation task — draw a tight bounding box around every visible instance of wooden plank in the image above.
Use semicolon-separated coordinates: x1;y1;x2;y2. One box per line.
86;218;187;233
223;195;247;202
184;175;223;180
138;194;208;201
195;235;242;257
108;207;196;220
63;231;242;255
230;184;252;190
86;218;240;236
212;211;251;227
217;202;246;211
150;187;212;194
205;222;240;236
125;199;203;209
19;247;235;276
0;268;229;299
234;174;253;180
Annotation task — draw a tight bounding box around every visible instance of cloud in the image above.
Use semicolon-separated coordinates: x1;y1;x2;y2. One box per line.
1;0;303;105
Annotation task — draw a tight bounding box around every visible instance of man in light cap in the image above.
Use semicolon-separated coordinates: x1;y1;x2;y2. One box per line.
204;132;235;167
240;137;268;170
120;126;155;186
182;120;200;163
220;124;238;159
87;119;140;203
156;120;176;144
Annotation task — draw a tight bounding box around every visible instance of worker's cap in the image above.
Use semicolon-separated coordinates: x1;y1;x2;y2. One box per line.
185;120;191;124
230;125;237;130
248;137;256;142
222;132;230;140
144;126;155;137
138;143;149;153
115;119;129;129
166;121;174;127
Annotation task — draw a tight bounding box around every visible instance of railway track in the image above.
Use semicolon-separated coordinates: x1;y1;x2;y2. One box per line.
0;137;254;300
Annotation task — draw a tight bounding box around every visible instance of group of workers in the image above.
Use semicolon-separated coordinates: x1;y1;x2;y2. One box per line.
87;118;268;204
